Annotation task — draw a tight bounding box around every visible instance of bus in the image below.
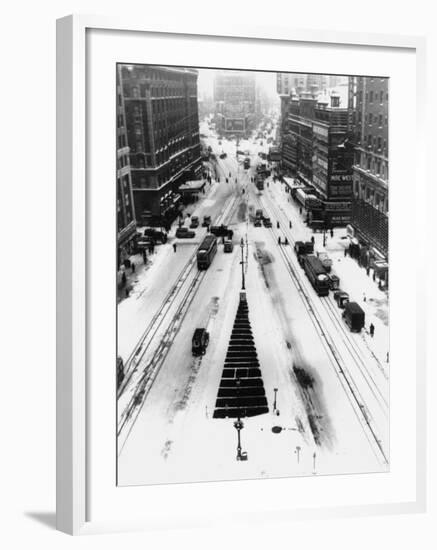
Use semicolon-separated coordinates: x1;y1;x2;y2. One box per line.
197;234;218;270
302;255;330;296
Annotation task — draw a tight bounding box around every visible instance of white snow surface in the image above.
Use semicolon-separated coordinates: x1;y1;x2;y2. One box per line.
117;130;389;486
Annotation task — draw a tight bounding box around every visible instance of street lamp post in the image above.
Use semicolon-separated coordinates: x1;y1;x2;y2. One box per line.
273;387;278;411
240;237;245;290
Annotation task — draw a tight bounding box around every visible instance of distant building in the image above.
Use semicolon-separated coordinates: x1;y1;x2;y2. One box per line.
213;71;256;137
118;64;202;227
348;77;389;256
116;65;136;267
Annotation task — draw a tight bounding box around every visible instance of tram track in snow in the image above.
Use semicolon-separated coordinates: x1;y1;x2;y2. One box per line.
117;192;242;452
250;186;388;465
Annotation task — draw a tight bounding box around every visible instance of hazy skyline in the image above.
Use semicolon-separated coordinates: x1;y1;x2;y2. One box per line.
197;68;277;100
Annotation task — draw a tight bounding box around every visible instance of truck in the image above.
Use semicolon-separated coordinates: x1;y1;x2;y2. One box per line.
302;254;330;296
342;302;365;332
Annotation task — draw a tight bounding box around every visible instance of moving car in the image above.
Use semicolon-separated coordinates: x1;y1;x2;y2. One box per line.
202;215;212;227
219;152;227;159
254;218;262;227
189;216;199;228
263;217;272;228
176;227;195;238
210;224;230;238
334;290;350;309
223;240;234;253
192;328;210;356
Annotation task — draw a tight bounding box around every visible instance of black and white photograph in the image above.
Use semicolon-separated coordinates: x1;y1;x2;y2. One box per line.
116;65;389;487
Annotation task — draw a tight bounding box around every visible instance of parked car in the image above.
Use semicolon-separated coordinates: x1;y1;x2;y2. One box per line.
219;152;227;159
189;216;199;228
176;227;195;238
202;215;212;227
263;217;272;228
143;228;168;243
192;328;210;356
223;240;234;253
254;218;262;227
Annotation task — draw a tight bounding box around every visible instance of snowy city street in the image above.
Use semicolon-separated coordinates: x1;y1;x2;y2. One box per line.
116;99;389;486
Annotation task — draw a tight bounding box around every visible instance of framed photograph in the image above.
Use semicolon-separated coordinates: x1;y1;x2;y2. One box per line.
56;15;427;535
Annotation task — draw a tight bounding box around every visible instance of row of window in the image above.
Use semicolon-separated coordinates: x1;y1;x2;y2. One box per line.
358;89;388;104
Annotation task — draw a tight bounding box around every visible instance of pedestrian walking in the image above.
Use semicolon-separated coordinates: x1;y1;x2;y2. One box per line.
311;236;315;245
386;351;389;363
363;293;367;302
173;243;177;253
330;229;334;238
299;207;302;215
284;237;288;245
151;243;155;254
344;247;348;257
125;287;129;298
276;221;280;229
278;236;281;245
131;262;135;273
121;271;127;286
289;221;292;229
369;323;375;338
142;250;147;263
366;266;370;276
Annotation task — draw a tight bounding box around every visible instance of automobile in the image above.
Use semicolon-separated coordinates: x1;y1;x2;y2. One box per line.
254;218;262;227
236;150;244;156
219;152;227;159
263;217;272;228
176;227;195;238
334;290;350;309
210;224;230;238
143;228;168;243
202;215;212;227
189;216;199;228
255;208;263;219
192;328;210;356
223;240;234;253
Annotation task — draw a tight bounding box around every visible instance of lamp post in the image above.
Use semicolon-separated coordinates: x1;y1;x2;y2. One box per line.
234;378;247;461
240;237;246;290
273;388;278;411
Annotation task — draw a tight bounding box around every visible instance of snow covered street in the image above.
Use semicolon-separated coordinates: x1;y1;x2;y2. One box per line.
117;123;389;486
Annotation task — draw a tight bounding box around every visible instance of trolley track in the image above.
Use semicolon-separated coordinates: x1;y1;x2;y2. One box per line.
117;192;241;451
251;186;388;464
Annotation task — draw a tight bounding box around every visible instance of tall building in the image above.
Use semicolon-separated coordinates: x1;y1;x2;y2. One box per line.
348;77;389;256
277;81;353;227
116;66;136;266
118;65;202;226
213;71;256;137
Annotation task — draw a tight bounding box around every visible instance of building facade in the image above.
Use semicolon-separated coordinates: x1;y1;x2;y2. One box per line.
118;64;202;227
348;77;389;256
117;65;136;266
213;71;256;137
277;78;354;227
